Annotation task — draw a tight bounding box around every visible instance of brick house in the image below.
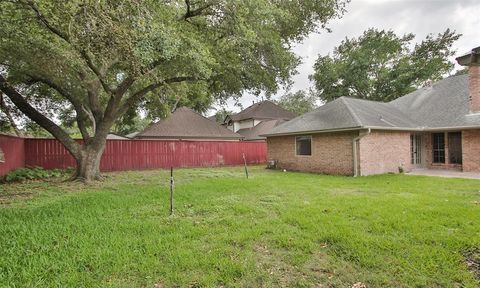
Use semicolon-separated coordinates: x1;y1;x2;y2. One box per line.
263;47;480;176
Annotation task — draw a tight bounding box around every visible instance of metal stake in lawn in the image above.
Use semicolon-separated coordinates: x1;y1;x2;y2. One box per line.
170;167;174;216
242;153;249;179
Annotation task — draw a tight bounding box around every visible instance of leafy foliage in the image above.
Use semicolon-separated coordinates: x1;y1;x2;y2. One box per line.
277;90;317;115
0;0;347;120
3;167;71;183
210;108;233;123
0;0;348;180
310;28;461;102
111;114;150;136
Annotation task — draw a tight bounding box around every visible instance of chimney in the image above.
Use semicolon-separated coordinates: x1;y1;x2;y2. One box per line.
456;46;480;113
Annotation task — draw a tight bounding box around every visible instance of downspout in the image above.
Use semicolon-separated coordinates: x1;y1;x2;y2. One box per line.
352;128;371;177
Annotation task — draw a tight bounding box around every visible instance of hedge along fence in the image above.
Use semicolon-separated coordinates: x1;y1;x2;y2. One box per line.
0;134;267;176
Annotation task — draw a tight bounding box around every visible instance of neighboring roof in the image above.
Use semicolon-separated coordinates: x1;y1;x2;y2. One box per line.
0;132;24;138
136;107;243;139
107;133;129;140
229;100;296;121
126;131;139;139
236;119;287;140
264;74;480;136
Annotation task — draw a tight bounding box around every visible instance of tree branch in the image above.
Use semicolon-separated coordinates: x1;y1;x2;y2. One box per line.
0;93;22;136
26;74;92;140
22;0;69;42
0;75;81;157
181;0;214;20
21;0;114;94
112;58;166;101
79;50;114;94
119;76;197;115
78;70;103;124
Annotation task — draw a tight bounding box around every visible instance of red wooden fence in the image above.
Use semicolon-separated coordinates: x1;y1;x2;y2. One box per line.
0;134;25;176
0;134;267;176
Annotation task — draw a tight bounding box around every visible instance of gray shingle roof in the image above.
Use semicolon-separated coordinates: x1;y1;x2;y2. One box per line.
390;75;479;128
264;74;480;136
236;119;287;140
136;107;243;139
264;98;360;135
229;100;296;121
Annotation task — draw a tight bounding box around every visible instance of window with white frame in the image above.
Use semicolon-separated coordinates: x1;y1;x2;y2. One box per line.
295;136;312;156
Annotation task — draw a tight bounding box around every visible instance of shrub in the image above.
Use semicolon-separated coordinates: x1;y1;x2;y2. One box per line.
3;167;71;183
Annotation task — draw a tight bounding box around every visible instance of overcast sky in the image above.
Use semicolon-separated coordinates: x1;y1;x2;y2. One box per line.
211;0;480;115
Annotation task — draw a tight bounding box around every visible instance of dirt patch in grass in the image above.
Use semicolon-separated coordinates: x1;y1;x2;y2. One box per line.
465;247;480;281
252;242;365;287
252;242;305;286
0;192;34;204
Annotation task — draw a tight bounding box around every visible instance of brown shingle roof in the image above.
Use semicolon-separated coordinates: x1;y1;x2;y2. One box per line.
106;133;129;140
229;100;295;121
136;107;243;140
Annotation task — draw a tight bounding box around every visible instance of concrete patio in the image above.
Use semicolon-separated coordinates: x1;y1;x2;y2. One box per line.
407;169;480;180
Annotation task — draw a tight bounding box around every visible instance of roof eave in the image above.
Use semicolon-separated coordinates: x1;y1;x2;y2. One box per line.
366;125;480;131
261;126;364;137
456;47;480;66
262;124;480;137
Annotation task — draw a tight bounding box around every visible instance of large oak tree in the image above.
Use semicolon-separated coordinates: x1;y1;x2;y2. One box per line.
277;90;317;115
310;28;461;102
0;0;347;181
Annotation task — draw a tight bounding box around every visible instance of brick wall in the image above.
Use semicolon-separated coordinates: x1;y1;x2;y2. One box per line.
462;129;480;172
267;129;480;176
267;131;356;175
358;131;411;176
469;66;480;113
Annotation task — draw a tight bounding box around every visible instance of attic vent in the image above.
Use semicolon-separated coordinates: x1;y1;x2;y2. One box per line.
379;115;395;127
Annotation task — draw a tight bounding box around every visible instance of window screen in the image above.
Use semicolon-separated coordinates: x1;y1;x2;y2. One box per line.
432;133;445;163
448;132;462;164
296;136;312;156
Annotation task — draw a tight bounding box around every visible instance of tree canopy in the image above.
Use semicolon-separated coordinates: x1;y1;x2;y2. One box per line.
0;0;347;181
310;28;461;102
276;90;317;115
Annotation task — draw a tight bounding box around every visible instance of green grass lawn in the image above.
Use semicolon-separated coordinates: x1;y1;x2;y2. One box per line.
1;166;479;287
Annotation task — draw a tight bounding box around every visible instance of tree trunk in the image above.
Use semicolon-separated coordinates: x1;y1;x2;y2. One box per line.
73;142;106;182
0;93;22;136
